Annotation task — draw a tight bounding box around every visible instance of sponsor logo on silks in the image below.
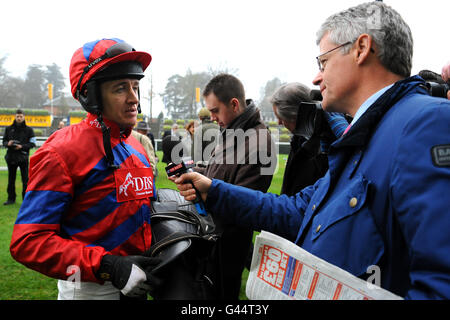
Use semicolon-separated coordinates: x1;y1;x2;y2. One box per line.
114;167;154;202
431;144;450;167
119;172;134;197
89;118;102;128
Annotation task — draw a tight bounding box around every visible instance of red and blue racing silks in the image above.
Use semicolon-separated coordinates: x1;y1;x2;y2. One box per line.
10;113;153;283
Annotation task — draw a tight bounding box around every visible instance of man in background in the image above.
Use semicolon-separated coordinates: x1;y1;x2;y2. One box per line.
192;107;219;165
199;73;276;299
134;121;157;173
2;109;35;205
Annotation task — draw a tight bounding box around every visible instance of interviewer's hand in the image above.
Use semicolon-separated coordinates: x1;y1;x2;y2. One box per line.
172;172;212;202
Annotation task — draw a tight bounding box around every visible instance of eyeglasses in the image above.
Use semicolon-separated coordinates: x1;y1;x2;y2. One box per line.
315;41;352;72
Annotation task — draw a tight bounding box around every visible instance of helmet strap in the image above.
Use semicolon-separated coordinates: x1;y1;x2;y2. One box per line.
137;86;142;114
97;114;120;170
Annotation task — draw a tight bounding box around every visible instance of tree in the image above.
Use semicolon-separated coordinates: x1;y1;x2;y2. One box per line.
0;56;7;81
58;94;70;117
161;74;184;118
22;64;46;108
258;77;285;121
0;56;25;108
0;56;10;107
0;60;66;109
0;76;25;108
182;70;211;118
160;70;211;120
206;64;239;78
45;63;65;99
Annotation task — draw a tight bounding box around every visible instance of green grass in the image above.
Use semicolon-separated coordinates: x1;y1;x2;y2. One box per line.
0;149;286;300
0;168;59;300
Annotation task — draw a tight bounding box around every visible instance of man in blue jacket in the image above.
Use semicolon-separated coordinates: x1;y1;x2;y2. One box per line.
173;2;450;299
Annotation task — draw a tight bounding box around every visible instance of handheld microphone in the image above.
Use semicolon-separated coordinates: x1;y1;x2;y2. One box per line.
165;158;207;216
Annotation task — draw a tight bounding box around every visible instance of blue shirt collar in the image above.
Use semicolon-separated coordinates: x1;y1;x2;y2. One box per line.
351;84;394;125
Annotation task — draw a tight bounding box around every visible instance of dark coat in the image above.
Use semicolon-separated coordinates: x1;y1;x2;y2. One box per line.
206;76;450;299
192;119;220;163
199;99;276;299
281;135;329;196
202;100;276;196
161;134;182;164
3;120;35;164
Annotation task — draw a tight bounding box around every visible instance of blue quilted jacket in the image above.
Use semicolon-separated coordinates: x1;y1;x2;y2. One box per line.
206;76;450;299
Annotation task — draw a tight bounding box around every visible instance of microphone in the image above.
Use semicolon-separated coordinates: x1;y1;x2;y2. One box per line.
165;158;207;216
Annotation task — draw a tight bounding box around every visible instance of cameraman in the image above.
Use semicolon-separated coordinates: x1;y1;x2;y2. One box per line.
2;109;36;205
271;82;348;195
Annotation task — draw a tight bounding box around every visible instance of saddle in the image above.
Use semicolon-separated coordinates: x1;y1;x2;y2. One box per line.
148;188;219;300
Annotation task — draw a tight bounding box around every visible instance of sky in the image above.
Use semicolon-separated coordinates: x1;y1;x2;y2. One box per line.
1;0;449;118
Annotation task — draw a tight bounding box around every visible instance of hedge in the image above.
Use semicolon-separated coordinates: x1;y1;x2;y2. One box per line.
69;111;87;117
0;108;49;116
279;134;291;142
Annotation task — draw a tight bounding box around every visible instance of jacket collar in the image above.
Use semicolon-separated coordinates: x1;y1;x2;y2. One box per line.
12;120;26;128
225;99;262;133
331;76;427;151
85;113;132;139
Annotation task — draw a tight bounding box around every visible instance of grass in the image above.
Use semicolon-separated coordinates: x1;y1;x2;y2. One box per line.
0;148;286;300
0;166;59;299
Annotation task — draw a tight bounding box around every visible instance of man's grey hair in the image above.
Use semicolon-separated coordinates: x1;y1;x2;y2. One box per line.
270;82;312;122
316;1;413;78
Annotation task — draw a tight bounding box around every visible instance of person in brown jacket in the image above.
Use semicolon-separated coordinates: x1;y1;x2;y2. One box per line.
198;73;276;299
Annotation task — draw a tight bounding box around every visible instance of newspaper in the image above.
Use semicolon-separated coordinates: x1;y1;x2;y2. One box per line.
246;231;403;300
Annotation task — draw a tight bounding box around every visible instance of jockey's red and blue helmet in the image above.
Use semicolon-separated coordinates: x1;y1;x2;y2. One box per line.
69;38;151;114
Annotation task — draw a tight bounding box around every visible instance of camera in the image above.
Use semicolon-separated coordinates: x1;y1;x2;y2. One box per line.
293;101;324;140
293;90;353;142
425;82;449;99
11;140;21;147
418;70;449;99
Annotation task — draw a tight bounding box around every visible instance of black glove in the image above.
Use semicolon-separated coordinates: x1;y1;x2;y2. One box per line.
97;255;161;297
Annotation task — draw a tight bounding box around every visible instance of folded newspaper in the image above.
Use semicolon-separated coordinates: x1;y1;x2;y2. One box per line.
246;231;403;300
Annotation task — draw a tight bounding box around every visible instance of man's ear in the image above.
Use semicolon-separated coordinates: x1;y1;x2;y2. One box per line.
355;33;373;65
230;98;240;112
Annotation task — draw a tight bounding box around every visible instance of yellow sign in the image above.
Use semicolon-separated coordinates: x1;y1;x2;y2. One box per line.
0;115;14;126
70;116;85;125
195;87;201;102
0;114;51;127
26;115;52;127
48;83;53;100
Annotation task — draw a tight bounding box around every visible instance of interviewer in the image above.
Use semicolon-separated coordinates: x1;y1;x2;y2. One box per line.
173;1;450;299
